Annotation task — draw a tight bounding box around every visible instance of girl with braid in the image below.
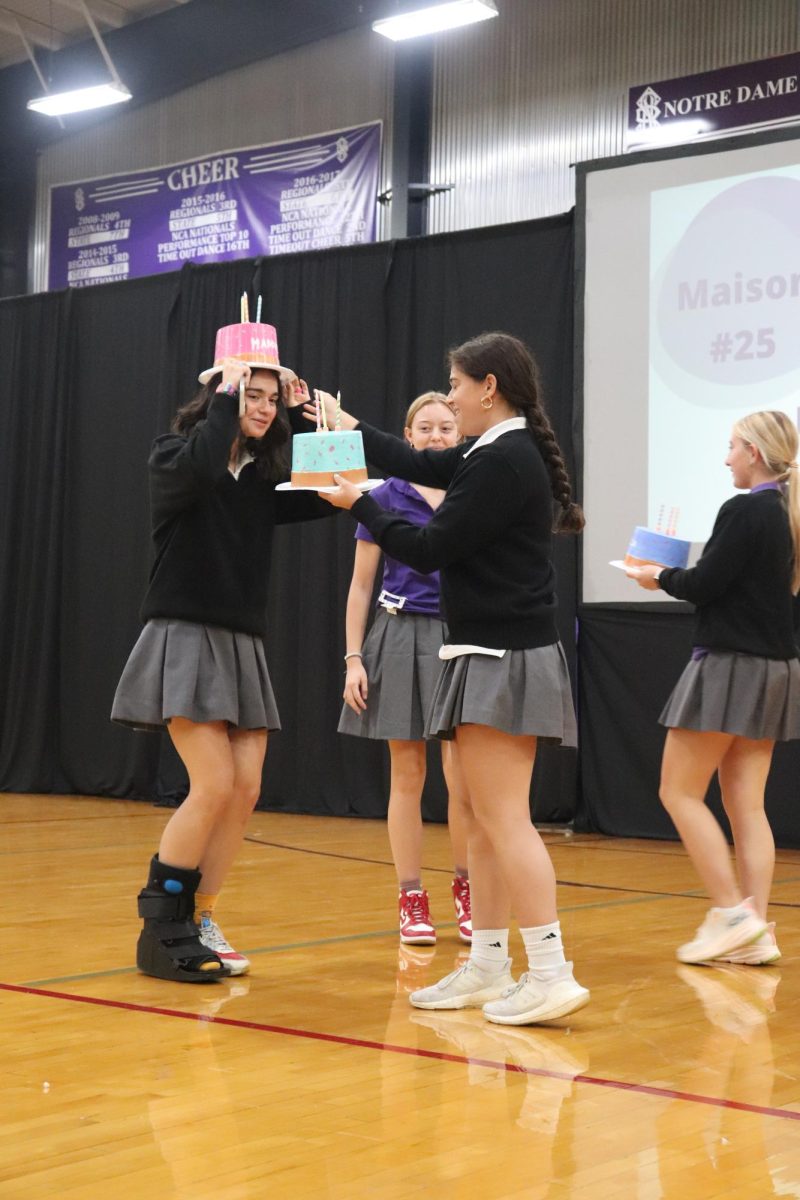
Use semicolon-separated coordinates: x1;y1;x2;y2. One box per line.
315;332;589;1026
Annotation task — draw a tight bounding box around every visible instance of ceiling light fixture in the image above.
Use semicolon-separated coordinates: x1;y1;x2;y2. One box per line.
26;0;131;117
28;80;131;116
372;0;498;41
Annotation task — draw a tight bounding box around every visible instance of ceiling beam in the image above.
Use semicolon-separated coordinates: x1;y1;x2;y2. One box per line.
0;9;65;51
50;0;129;30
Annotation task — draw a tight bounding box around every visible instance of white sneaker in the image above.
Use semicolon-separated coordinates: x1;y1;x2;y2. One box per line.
677;900;767;964
482;964;590;1026
198;917;251;976
713;922;781;966
409;958;515;1010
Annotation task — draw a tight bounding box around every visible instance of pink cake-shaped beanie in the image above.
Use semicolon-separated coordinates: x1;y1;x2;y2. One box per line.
199;322;296;384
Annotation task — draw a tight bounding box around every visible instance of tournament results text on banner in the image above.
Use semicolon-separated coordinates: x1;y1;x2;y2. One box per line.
627;52;800;150
47;121;382;290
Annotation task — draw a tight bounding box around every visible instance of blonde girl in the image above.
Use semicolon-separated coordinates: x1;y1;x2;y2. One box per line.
627;410;800;965
339;393;472;945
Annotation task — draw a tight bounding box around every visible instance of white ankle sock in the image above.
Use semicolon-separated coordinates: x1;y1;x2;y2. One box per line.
520;921;567;977
470;928;509;974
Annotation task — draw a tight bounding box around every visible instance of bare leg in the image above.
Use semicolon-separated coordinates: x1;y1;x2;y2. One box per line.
159;718;235;869
718;737;776;920
455;725;556;927
441;740;470;871
387;739;426;884
468;823;512;928
198;728;268;895
659;728;741;907
440;751;509;927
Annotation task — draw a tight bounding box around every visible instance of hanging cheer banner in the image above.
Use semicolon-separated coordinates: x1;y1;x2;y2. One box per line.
627;52;800;150
47;121;382;290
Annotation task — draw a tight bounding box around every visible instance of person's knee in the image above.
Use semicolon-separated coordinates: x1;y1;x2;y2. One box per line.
470;800;512;842
390;746;426;793
231;778;261;820
189;772;235;817
658;779;679;814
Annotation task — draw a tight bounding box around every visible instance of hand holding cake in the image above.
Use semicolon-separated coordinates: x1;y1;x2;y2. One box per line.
618;512;691;589
625;563;662;589
320;473;364;510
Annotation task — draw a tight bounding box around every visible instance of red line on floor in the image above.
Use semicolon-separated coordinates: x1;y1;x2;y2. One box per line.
2;980;797;1122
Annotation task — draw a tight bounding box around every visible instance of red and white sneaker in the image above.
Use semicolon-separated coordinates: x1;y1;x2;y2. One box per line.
452;876;472;943
198;916;251;976
399;889;436;945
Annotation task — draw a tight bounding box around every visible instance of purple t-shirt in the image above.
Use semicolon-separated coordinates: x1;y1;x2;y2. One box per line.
355;477;442;616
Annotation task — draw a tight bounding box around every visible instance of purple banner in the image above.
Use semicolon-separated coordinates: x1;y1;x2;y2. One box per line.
47;121;381;290
627;52;800;150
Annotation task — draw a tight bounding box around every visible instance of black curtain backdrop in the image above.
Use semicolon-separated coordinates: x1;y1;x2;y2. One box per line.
577;608;800;847
0;214;578;823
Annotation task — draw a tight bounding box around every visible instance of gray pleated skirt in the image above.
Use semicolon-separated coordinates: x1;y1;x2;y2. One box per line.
111;618;281;732
660;650;800;741
338;608;447;741
424;642;578;744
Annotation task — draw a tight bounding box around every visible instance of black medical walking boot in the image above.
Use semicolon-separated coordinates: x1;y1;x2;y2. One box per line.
136;855;229;983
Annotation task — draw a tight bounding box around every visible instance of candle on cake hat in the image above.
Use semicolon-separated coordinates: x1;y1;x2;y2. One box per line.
198;302;296;385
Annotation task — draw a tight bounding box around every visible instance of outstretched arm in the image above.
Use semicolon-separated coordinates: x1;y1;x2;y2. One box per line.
320;448;523;574
657;501;757;604
358;422;465;489
306;392;466;488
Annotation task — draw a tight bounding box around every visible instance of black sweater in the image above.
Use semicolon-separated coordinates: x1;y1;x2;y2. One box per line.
141;394;329;637
659;489;799;660
351;422;559;649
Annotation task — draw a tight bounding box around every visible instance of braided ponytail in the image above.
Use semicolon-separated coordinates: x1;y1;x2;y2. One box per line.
525;404;585;533
448;332;584;534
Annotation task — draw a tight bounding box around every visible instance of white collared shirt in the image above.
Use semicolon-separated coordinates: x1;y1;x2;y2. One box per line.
442;415;528;657
228;449;254;479
462;415;527;459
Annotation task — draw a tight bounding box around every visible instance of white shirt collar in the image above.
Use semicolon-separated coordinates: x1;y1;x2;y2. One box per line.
228;449;254;479
462;416;527;458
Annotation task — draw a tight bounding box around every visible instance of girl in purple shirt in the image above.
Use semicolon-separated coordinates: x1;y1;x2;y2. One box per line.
338;392;472;948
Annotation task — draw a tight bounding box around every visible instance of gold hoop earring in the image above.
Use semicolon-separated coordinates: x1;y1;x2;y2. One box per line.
480;396;493;410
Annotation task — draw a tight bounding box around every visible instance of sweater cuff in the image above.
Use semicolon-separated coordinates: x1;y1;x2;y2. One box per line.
657;567;676;595
209;390;239;417
288;404;310;434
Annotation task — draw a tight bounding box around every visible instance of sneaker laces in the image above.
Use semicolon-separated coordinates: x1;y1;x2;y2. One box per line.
454;878;471;919
199;917;235;955
435;961;473;989
500;973;531;999
403;891;431;925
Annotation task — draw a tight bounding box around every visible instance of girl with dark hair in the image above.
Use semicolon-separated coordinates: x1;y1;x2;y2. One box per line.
338;391;471;946
627;409;800;965
113;340;330;984
316;331;589;1026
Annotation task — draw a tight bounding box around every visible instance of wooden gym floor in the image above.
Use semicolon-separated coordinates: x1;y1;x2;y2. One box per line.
2;793;800;1199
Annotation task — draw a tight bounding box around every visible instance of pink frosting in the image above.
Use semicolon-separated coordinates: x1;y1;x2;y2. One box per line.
213;323;280;366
